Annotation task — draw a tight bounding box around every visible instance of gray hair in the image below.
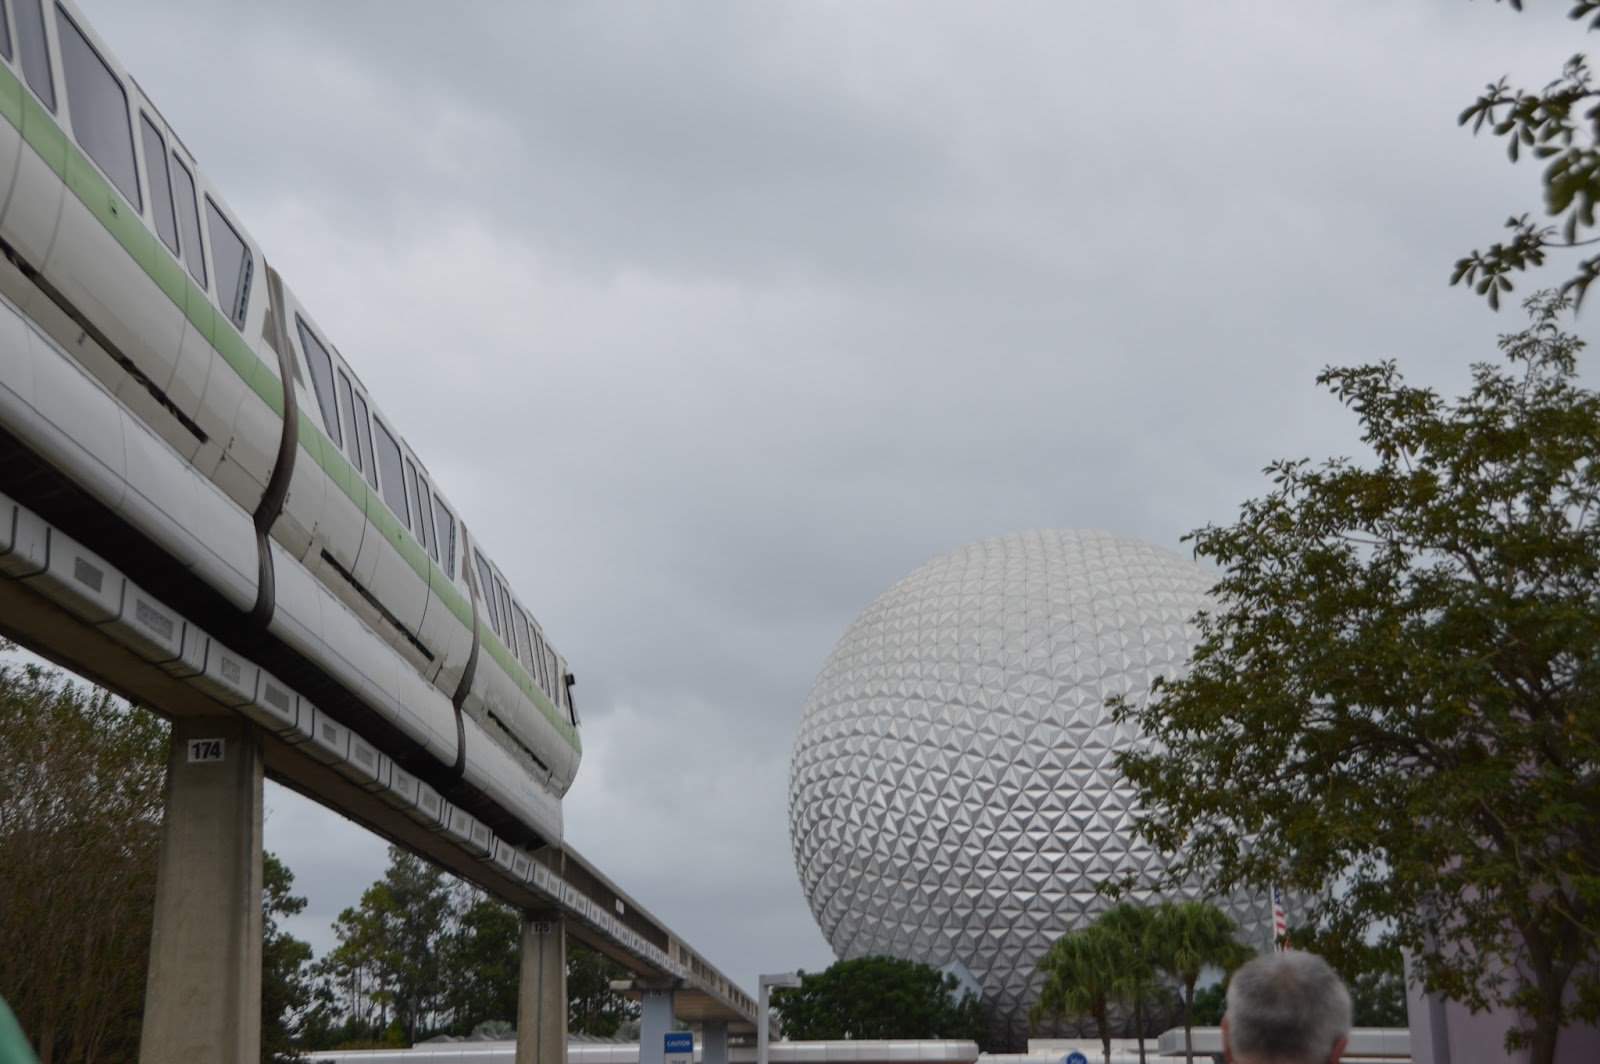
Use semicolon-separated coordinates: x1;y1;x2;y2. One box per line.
1225;951;1352;1064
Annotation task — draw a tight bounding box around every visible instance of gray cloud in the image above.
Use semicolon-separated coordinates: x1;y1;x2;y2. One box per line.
74;0;1593;993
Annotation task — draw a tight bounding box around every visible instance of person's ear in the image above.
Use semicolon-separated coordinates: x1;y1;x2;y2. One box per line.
1329;1035;1348;1062
1220;1014;1234;1064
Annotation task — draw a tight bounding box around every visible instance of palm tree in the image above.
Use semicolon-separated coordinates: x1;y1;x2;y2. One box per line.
1096;903;1160;1064
1032;924;1126;1064
1147;901;1253;1064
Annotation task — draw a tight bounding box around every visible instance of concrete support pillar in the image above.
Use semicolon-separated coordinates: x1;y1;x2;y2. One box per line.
139;716;263;1064
702;1021;728;1064
516;912;567;1064
638;988;675;1064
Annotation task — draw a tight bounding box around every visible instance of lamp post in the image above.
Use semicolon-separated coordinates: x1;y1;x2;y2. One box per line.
758;971;802;1064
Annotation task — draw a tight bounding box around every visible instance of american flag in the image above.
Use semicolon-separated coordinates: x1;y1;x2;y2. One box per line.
1271;886;1289;951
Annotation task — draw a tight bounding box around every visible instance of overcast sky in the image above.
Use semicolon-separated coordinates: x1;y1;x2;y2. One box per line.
75;0;1589;993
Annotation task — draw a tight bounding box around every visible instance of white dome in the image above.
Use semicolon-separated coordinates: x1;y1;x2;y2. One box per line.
787;530;1271;1044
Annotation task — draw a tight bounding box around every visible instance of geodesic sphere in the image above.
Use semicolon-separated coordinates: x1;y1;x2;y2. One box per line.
787;530;1274;1045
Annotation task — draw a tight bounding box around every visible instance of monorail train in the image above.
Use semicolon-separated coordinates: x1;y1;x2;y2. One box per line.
0;0;578;845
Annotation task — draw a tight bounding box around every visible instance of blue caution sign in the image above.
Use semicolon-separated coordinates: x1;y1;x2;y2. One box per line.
1064;1053;1088;1064
665;1032;695;1057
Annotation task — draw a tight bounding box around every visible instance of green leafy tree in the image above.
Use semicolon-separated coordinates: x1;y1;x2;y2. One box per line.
1145;902;1251;1064
0;651;167;1062
439;892;519;1034
772;957;986;1043
568;942;637;1037
1284;924;1408;1030
1189;983;1226;1027
1095;904;1161;1064
1033;925;1125;1064
309;847;453;1045
375;849;453;1041
263;852;315;1062
1452;1;1600;307
1111;297;1600;1064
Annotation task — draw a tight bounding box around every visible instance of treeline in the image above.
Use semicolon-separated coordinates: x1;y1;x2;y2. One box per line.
282;846;636;1053
1033;901;1406;1064
0;646;634;1062
0;653;167;1063
771;956;987;1043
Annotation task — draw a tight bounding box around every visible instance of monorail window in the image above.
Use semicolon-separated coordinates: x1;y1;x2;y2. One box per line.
205;197;251;328
336;370;359;469
513;608;532;672
57;9;139;209
16;0;53;111
493;577;511;645
433;495;455;578
372;419;409;525
474;551;501;636
500;584;515;652
139;115;179;254
0;1;14;62
295;317;341;449
171;156;205;286
403;458;426;549
351;391;378;490
531;627;548;692
544;646;558;697
416;475;439;563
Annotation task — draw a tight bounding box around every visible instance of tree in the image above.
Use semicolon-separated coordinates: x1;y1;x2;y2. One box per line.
309;847;453;1046
0;651;168;1063
263;852;315;1063
568;942;637;1037
1189;983;1225;1027
374;849;453;1041
1284;923;1408;1029
1095;904;1161;1064
1453;1;1600;308
771;957;986;1043
1032;925;1125;1064
1111;297;1600;1064
1145;902;1251;1064
438;892;519;1035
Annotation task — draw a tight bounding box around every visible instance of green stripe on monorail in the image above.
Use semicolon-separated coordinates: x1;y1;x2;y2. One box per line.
0;57;578;754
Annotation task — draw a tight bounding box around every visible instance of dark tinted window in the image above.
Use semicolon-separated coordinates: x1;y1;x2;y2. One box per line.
417;478;439;563
205;197;250;328
335;370;359;468
531;627;548;691
0;1;13;61
170;157;205;286
372;419;408;524
295;317;340;448
57;10;138;209
16;0;53;111
351;391;377;490
433;496;455;578
513;608;532;670
403;458;424;543
139;116;179;254
474;551;500;636
492;577;508;640
498;583;514;650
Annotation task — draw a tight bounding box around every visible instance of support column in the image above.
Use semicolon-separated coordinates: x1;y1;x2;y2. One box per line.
702;1021;728;1064
140;716;263;1064
517;912;567;1064
637;987;675;1064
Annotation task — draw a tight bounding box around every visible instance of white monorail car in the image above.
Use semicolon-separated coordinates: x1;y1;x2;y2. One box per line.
0;0;579;846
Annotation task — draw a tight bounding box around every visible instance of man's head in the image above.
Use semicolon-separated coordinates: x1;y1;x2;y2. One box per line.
1222;951;1351;1064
